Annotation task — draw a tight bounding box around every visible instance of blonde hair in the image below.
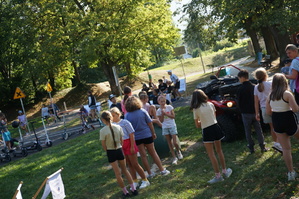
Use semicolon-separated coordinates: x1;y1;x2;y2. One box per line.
254;67;268;92
270;73;289;101
110;107;121;116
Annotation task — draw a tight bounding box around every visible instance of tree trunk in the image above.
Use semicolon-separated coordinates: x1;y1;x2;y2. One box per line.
269;25;291;66
72;60;81;86
260;26;279;60
125;62;133;80
101;62;121;96
244;18;262;55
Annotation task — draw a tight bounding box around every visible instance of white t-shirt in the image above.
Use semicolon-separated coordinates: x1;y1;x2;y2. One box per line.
193;102;217;129
170;74;179;83
156;105;176;128
254;81;272;108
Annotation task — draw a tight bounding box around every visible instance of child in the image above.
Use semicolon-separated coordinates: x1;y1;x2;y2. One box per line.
190;89;232;184
121;86;132;115
99;111;138;197
237;69;267;154
156;95;183;165
281;58;292;75
139;94;162;127
158;79;167;93
266;73;299;181
110;107;150;189
285;44;299;104
79;105;89;122
254;68;282;152
17;110;28;136
125;96;170;178
0;112;12;151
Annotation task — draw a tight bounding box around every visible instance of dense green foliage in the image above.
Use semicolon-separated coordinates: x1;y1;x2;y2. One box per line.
182;0;299;63
0;0;180;108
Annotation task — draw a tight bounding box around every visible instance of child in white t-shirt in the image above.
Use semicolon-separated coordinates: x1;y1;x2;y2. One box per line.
156;95;183;165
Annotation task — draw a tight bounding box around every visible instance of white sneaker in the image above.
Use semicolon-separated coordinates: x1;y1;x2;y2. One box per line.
160;169;170;176
208;176;224;184
272;142;283;153
172;157;178;165
133;182;139;189
223;168;233;178
178;152;183;160
288;171;298;181
147;172;156;178
139;180;150;189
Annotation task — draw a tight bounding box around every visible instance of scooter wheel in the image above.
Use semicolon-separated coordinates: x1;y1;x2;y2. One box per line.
37;144;43;151
62;132;68;140
46;141;53;147
5;154;11;162
22;149;28;157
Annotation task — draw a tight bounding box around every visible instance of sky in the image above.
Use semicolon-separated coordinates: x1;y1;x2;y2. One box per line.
170;0;191;31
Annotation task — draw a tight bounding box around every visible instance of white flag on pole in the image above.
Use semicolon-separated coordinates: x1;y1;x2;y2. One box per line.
16;182;23;199
41;169;65;199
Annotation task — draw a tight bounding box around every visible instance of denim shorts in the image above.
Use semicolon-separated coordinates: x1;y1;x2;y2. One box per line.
162;126;178;136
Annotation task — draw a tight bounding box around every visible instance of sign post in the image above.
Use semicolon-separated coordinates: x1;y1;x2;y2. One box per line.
46;82;57;122
173;46;188;95
112;66;123;99
14;87;31;134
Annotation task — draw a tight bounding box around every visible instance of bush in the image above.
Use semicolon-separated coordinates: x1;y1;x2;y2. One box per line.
212;39;235;52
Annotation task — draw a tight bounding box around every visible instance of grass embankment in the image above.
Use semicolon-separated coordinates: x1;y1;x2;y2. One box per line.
1;106;299;198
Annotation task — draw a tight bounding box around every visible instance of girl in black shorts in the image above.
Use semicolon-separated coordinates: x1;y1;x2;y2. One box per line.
100;111;138;198
191;89;232;184
266;73;299;181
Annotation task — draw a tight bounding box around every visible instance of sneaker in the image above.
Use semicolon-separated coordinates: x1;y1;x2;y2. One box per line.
160;169;170;176
178;152;183;160
131;189;138;196
147;172;156;178
208;176;224;184
172;157;178;165
133;182;139;189
122;193;130;198
223;168;233;178
288;171;298;181
139;180;150;189
272;142;283;153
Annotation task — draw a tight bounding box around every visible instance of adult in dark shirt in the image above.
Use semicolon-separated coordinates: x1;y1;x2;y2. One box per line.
158;79;167;93
236;69;266;154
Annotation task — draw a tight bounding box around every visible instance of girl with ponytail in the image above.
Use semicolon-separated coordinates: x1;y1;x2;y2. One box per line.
254;68;282;152
100;111;138;197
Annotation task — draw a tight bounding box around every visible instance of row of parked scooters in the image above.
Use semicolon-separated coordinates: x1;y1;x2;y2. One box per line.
0;119;52;163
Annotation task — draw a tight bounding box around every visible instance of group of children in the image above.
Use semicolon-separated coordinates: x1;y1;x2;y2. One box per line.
100;86;185;198
101;44;299;196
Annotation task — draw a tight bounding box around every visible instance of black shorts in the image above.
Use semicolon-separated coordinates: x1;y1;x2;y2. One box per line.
107;148;124;163
202;124;224;143
174;81;180;89
135;136;154;146
272;111;298;136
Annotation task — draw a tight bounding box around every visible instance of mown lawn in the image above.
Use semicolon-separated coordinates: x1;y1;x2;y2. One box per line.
1;106;299;199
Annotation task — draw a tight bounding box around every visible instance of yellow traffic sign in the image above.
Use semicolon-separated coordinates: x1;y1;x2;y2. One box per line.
46;82;53;92
13;87;26;99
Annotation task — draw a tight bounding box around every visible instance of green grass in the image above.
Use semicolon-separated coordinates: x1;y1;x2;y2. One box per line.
2;106;299;198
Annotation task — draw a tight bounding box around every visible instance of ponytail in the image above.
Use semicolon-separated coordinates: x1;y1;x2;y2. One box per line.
101;111;117;149
254;68;267;92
